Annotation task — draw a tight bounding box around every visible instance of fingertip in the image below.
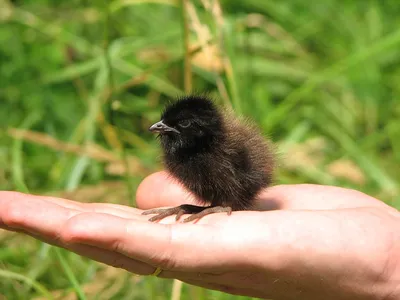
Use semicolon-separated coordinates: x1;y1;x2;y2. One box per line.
136;171;196;209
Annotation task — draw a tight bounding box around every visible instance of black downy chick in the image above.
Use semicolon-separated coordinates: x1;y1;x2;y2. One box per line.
142;95;275;222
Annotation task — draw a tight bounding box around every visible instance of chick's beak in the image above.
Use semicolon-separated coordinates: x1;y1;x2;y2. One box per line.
149;120;180;134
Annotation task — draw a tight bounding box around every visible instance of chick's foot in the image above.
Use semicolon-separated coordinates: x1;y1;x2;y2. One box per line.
142;204;232;223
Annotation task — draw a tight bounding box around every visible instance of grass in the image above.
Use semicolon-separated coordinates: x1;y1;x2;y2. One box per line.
1;0;399;299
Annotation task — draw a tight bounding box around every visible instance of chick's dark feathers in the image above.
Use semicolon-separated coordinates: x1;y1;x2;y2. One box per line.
157;95;274;211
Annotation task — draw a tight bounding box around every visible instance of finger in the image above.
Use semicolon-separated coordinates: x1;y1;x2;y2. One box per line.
0;191;147;222
44;195;143;216
0;191;81;239
46;198;146;221
0;192;160;276
60;212;199;270
1;224;156;275
0;191;154;246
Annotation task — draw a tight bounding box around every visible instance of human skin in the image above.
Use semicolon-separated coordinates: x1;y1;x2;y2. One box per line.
0;171;399;300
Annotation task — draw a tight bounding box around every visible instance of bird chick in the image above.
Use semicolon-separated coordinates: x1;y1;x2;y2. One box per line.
142;95;275;222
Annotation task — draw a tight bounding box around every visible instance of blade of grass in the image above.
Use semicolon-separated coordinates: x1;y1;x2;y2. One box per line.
171;279;183;300
110;0;178;13
12;112;41;193
113;58;183;97
53;248;87;300
103;3;135;206
65;59;108;190
43;29;180;85
266;26;400;129
223;21;242;114
0;270;54;300
12;8;101;56
181;0;192;93
24;243;52;295
314;114;398;194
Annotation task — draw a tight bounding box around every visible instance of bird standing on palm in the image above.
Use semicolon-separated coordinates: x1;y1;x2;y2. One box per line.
143;95;275;222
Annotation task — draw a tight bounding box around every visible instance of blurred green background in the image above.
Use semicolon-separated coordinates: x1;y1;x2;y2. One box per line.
1;0;399;299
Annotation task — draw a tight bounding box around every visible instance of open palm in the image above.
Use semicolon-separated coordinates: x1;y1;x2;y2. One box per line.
1;171;399;300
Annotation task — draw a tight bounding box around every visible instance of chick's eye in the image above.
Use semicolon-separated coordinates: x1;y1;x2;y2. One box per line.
179;119;191;128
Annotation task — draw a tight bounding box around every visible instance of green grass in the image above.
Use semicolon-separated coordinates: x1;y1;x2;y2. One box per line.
1;0;399;299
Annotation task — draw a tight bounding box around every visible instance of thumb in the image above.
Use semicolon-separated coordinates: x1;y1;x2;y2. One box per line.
136;171;197;209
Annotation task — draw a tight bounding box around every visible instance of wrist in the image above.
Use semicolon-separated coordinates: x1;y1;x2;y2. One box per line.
380;211;400;300
384;240;400;300
353;209;400;300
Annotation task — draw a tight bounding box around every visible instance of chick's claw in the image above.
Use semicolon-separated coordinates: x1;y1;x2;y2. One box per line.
182;206;232;223
141;206;183;222
142;204;232;223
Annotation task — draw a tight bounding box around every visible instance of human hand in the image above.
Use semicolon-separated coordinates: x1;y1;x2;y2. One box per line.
1;171;399;300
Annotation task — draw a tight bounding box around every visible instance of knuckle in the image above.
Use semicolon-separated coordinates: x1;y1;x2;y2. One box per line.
111;239;124;254
152;251;176;270
60;214;86;244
